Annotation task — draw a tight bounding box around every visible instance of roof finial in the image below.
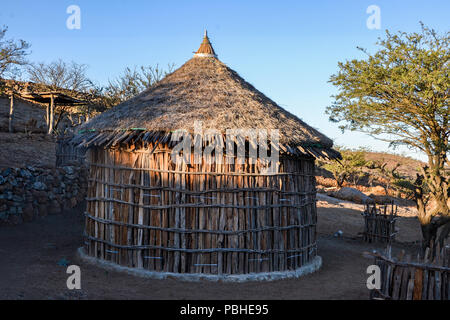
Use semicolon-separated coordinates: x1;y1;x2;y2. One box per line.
194;30;217;58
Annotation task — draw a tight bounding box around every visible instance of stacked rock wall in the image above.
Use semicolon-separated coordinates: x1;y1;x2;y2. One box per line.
0;165;87;225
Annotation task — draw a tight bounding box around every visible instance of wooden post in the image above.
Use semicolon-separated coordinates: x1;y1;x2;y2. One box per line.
9;93;14;133
46;103;50;129
48;94;54;134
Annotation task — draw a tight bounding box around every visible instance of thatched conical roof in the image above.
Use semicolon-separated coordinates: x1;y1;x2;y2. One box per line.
76;33;340;159
194;30;217;58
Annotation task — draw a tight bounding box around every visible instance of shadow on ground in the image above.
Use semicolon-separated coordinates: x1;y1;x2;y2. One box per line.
0;201;422;300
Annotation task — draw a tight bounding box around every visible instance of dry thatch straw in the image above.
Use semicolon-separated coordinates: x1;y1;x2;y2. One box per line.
76;35;339;160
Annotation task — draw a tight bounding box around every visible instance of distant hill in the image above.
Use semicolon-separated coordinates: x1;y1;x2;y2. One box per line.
315;150;425;208
363;151;425;180
315;150;426;197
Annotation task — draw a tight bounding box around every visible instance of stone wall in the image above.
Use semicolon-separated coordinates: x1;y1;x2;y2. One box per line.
0;165;87;225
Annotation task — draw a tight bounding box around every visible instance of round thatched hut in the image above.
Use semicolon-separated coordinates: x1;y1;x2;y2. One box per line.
73;32;340;281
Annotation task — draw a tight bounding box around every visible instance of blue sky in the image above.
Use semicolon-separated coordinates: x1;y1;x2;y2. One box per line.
1;0;449;160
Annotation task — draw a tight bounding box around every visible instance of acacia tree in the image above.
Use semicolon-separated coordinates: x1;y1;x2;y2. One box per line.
327;24;449;248
319;147;369;188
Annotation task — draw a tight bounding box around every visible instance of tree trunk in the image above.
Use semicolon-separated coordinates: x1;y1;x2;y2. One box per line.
9;93;14;133
416;185;449;251
437;221;450;247
420;222;438;250
336;173;346;188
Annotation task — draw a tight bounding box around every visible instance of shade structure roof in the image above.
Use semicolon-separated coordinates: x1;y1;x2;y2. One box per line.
1;79;86;105
77;32;340;159
19;91;85;105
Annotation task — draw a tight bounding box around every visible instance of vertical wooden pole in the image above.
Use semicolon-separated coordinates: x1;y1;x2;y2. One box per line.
46;104;50;130
137;154;144;269
48;94;54;134
9;93;14;133
86;104;90;122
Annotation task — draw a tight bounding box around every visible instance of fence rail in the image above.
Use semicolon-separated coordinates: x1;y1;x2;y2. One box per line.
366;244;450;300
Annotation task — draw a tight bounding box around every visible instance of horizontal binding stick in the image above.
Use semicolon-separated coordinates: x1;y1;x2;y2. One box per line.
86;197;316;210
87;162;315;177
85;234;316;254
87;178;316;196
84;211;312;234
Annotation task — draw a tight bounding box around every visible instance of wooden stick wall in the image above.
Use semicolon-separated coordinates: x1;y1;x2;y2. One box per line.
84;144;318;275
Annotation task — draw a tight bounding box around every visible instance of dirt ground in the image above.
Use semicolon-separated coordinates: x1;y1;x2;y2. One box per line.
0;198;423;300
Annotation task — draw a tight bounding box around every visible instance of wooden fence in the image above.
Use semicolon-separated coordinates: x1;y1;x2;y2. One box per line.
56;134;86;167
366;245;450;300
362;203;398;243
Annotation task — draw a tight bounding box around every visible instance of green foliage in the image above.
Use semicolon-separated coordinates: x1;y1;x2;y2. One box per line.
318;147;370;187
392;178;417;197
327;23;449;158
326;23;449;242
